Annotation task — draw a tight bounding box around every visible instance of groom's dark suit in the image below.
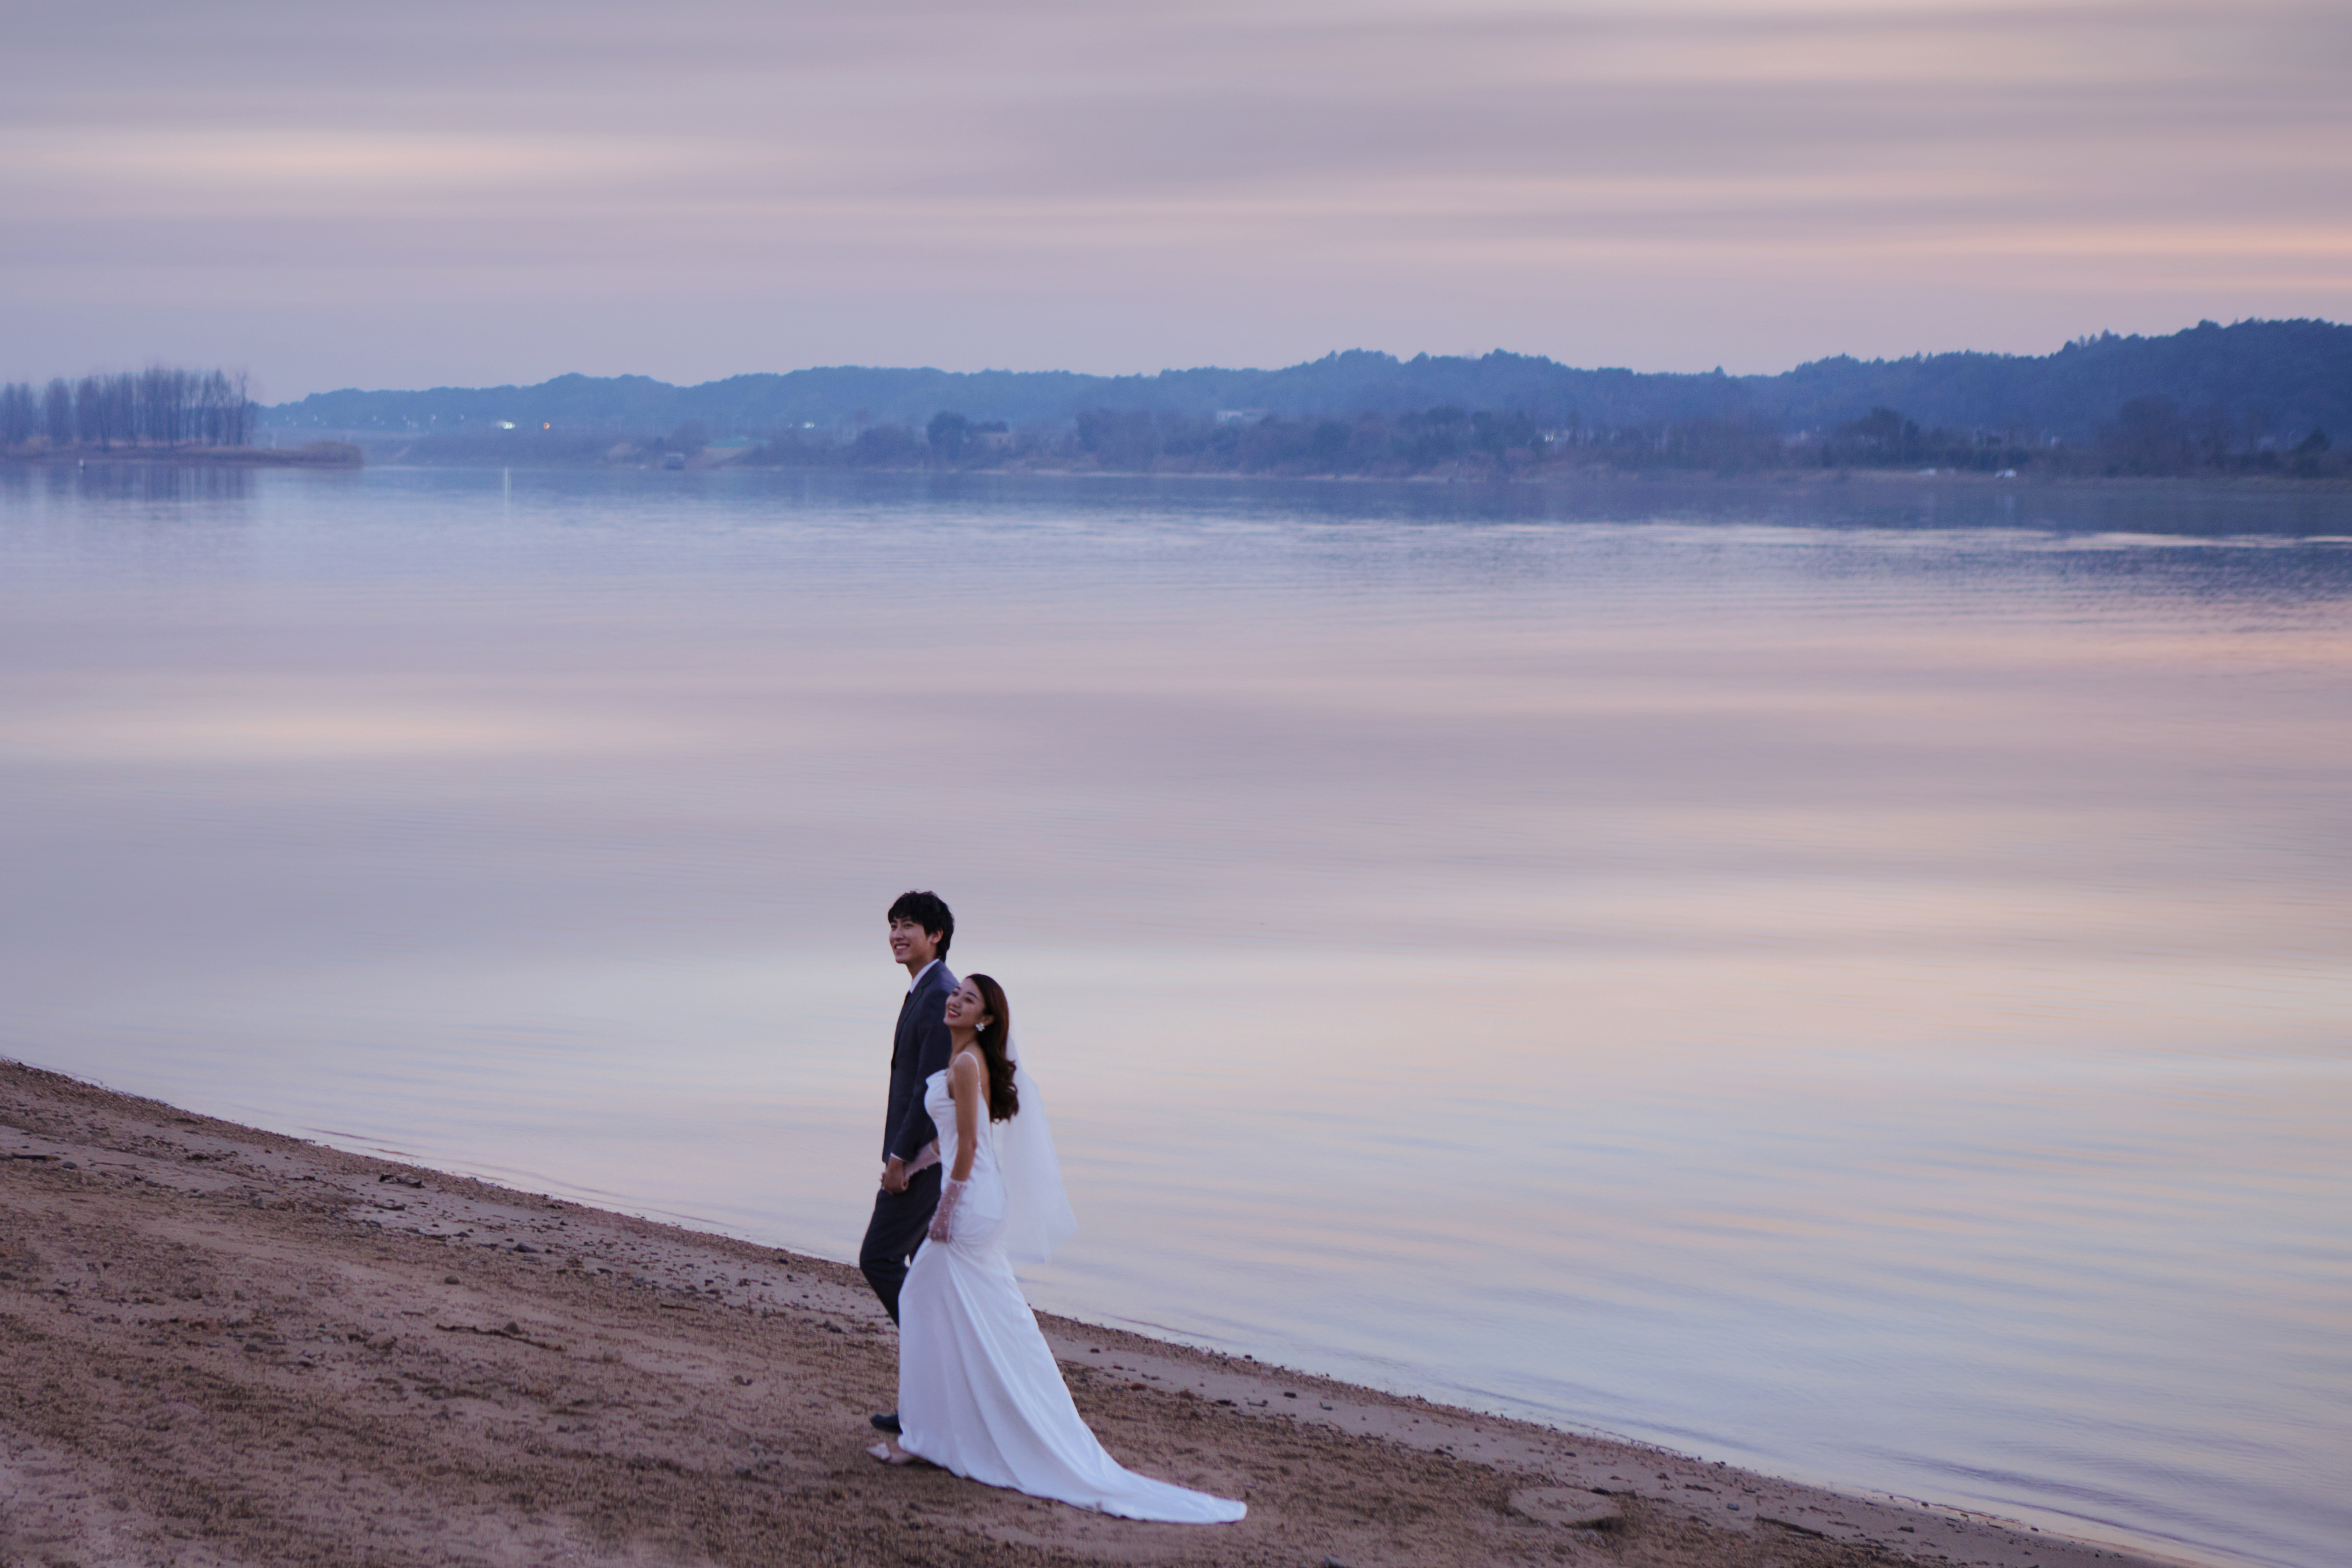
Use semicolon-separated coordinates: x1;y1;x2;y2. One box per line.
859;958;956;1323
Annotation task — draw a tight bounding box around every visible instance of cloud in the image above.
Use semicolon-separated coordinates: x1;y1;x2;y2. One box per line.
1;0;2345;391
0;131;737;212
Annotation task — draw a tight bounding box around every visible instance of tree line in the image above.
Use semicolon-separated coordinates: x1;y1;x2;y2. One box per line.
262;318;2352;450
738;405;1559;476
335;394;2342;480
1;367;258;452
726;399;2340;480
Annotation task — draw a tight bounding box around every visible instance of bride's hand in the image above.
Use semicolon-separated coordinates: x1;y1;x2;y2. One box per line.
929;1177;967;1243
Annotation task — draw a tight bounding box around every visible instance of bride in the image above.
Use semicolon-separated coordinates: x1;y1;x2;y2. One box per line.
868;973;1246;1524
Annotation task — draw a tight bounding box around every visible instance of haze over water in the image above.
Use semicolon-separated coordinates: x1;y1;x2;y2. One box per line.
2;465;2344;1568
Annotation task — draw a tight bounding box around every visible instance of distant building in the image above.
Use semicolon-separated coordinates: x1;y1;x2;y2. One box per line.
1213;409;1268;426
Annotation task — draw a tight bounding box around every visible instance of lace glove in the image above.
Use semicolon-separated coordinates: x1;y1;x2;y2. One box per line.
904;1140;941;1178
928;1177;967;1244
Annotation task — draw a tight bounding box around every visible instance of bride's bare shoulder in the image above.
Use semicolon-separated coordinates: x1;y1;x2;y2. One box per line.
950;1049;993;1112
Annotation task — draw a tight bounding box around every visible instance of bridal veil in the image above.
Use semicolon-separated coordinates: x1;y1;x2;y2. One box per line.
994;1035;1077;1265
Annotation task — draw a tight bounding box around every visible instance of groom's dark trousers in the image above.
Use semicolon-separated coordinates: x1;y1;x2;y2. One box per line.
860;960;955;1323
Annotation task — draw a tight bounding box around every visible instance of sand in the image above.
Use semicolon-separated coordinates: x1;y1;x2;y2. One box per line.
1;1059;2180;1568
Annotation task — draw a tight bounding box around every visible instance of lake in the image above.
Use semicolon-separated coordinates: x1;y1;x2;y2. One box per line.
2;463;2345;1568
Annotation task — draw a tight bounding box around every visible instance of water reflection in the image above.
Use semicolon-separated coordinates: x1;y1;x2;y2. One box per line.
0;468;2344;1568
9;460;258;505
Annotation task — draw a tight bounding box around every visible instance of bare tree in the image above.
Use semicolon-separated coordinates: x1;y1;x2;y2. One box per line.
136;365;187;446
0;383;35;446
7;364;258;451
218;370;255;446
75;377;112;450
43;379;73;446
105;373;137;446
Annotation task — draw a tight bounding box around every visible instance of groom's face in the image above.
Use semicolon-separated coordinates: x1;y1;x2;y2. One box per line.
889;918;939;969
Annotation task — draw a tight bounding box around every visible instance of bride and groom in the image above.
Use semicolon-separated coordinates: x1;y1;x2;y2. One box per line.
854;891;1245;1525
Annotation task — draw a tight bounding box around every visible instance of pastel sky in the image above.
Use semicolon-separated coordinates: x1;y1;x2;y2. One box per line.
6;0;2347;398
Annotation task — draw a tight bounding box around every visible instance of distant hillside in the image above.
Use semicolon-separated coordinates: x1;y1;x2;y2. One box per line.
1753;320;2351;441
264;318;2350;447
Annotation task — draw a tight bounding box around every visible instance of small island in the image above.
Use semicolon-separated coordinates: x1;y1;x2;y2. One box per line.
0;366;359;467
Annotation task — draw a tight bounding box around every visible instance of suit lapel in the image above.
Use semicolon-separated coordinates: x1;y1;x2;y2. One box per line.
895;963;951;1066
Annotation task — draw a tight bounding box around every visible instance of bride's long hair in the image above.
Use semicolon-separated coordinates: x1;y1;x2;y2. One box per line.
967;973;1020;1122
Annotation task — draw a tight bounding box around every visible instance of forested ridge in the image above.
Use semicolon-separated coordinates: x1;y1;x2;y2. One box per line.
262;319;2350;455
14;319;2348;477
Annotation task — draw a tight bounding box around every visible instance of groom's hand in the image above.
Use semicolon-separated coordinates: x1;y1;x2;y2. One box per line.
880;1154;909;1194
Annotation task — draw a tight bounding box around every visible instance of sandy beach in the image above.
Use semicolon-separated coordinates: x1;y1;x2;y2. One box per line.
1;1059;2182;1568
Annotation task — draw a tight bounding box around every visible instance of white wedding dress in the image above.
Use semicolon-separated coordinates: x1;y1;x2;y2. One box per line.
895;1069;1246;1523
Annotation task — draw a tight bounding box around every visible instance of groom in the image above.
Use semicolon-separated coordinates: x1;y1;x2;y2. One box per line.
862;889;955;1435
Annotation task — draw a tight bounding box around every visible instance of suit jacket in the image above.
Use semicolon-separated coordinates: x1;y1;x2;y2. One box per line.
883;960;957;1164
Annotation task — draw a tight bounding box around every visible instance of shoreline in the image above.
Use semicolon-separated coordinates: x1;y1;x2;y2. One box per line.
15;443;2352;496
361;457;2352;497
2;1057;2194;1568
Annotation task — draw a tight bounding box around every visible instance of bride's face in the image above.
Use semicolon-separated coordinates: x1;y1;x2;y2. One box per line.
943;980;992;1034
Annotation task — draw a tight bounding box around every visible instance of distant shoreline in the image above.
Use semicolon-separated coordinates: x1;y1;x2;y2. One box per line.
375;450;2352;496
14;445;2351;498
857;462;2352;495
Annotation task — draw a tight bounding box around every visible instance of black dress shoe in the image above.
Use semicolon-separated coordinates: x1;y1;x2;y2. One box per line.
869;1412;901;1434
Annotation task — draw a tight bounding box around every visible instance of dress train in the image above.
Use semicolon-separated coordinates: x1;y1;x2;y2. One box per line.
895;1070;1245;1523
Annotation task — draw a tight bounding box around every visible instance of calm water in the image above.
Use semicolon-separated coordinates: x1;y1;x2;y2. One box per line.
3;464;2345;1568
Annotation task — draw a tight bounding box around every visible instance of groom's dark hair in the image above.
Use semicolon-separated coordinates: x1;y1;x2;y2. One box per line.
887;890;954;959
